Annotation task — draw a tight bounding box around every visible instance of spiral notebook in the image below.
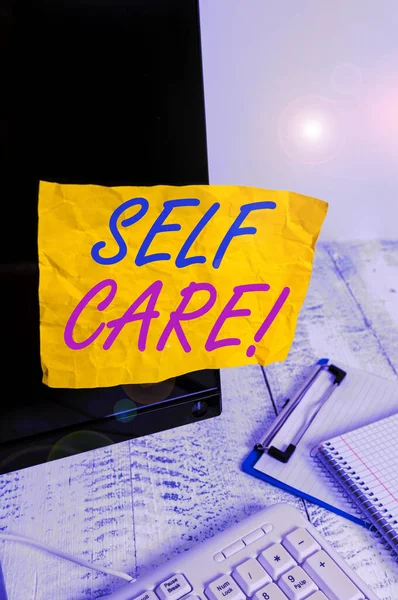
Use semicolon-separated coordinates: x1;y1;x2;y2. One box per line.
315;414;398;558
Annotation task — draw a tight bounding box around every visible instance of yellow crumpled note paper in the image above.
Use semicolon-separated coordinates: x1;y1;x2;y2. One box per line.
38;182;327;388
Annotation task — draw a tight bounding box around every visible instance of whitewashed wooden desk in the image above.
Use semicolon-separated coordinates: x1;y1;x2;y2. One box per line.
0;241;397;600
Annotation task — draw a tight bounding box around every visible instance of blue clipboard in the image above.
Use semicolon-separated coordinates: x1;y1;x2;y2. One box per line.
242;448;366;527
242;358;368;528
0;560;7;600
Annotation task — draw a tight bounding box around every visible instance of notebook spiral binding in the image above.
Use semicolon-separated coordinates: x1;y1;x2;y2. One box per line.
315;444;398;560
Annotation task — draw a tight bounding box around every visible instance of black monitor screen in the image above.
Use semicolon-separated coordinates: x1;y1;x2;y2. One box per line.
4;0;209;263
1;0;215;472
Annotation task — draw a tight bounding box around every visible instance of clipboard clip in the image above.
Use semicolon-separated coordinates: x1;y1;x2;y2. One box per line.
255;363;346;464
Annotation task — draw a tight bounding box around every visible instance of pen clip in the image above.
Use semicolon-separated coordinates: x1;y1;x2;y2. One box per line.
256;363;346;463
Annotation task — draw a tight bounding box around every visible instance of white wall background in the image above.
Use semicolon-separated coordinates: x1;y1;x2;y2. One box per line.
200;0;398;240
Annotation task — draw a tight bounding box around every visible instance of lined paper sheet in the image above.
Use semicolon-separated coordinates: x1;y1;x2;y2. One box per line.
254;365;398;519
320;414;398;531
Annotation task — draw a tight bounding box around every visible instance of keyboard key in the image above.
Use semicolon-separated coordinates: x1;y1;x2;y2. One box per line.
205;574;245;600
232;558;271;595
258;543;296;579
303;551;365;600
282;529;320;563
242;528;265;545
279;566;318;599
262;524;274;535
223;540;245;558
307;593;329;599
156;574;192;600
133;592;159;600
253;582;289;600
213;552;225;563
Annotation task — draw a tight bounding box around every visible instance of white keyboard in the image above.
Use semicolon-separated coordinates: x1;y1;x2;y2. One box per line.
107;504;378;600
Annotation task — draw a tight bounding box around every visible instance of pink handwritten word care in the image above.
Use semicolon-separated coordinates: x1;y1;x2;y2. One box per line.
63;198;290;356
64;279;290;357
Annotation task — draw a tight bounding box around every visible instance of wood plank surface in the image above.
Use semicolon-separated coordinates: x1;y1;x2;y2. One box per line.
263;241;398;600
0;241;397;600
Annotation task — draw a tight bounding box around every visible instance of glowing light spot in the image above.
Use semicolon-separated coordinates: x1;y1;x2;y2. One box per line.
278;95;345;164
47;431;113;461
122;378;175;405
301;119;323;141
113;398;137;423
